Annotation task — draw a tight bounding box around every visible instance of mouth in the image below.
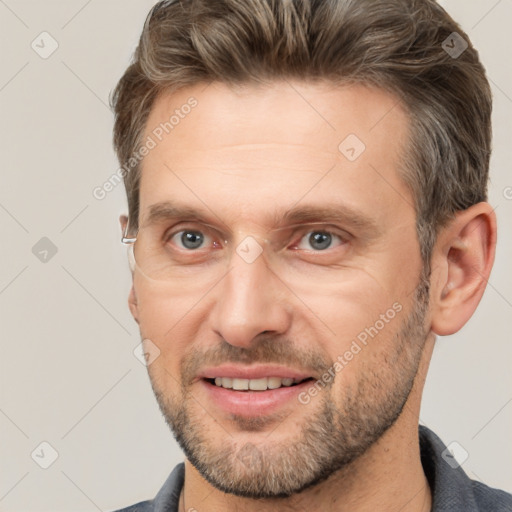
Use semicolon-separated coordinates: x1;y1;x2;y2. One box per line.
204;376;314;391
198;370;317;417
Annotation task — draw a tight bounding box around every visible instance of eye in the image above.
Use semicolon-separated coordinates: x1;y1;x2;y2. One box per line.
295;230;346;251
169;229;212;250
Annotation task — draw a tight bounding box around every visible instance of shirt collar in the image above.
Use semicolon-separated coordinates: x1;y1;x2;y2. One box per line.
419;425;480;511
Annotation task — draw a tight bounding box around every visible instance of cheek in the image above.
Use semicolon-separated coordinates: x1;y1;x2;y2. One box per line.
134;273;197;331
307;273;396;337
308;269;410;379
136;289;174;337
320;308;408;409
134;282;193;367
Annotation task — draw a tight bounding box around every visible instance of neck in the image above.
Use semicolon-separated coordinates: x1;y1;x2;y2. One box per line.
179;337;435;512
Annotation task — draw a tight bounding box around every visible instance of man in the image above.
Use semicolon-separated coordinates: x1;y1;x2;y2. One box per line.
111;0;512;510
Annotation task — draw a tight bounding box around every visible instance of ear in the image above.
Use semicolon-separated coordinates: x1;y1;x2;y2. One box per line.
430;202;497;336
128;285;140;325
119;214;129;236
119;214;140;324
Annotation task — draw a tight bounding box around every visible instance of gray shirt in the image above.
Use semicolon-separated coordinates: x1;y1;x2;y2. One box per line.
114;426;512;511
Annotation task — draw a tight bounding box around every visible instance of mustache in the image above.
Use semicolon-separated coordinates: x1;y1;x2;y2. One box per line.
180;335;332;386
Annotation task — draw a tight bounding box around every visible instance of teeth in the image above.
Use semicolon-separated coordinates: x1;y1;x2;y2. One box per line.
267;377;282;389
249;378;268;391
232;378;249;390
222;377;232;388
212;376;304;391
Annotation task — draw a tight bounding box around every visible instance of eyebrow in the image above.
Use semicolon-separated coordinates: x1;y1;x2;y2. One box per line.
142;200;381;237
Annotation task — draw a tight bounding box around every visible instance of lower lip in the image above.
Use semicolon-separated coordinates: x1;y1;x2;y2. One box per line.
199;378;314;417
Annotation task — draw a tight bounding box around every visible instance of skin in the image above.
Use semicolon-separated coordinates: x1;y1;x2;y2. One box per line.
120;80;496;512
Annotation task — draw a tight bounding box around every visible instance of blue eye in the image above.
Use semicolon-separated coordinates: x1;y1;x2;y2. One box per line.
309;232;331;250
297;231;344;251
172;230;207;250
166;226;346;254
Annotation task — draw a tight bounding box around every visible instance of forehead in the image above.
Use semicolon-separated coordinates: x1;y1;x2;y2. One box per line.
138;80;413;230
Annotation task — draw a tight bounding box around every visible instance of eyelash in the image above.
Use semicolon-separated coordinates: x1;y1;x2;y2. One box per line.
165;224;350;254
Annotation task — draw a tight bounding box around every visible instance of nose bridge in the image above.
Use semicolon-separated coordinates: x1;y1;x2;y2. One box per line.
211;231;290;346
225;232;274;308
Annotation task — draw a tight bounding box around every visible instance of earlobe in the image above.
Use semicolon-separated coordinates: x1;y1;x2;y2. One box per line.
430;202;497;336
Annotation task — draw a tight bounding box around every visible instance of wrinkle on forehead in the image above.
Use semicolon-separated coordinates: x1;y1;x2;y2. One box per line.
145;80;408;150
139;79;414;241
162;143;341;177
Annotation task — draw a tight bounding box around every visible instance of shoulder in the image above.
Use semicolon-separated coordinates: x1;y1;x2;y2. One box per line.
419;426;512;511
111;463;185;512
471;480;512;511
112;501;153;512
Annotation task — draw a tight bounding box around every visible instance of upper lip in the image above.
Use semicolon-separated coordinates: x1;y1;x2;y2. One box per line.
197;364;313;381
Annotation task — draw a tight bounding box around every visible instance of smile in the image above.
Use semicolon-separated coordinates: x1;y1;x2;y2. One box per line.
208;376;311;391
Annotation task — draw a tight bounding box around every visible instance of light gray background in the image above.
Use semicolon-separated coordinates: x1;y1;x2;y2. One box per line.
0;1;511;511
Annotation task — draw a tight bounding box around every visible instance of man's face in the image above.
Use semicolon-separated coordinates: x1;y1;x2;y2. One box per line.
130;81;430;498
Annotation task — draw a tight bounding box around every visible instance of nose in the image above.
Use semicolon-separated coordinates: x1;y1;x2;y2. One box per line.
210;243;292;348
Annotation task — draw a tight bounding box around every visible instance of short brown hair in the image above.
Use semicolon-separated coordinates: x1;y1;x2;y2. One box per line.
111;0;492;271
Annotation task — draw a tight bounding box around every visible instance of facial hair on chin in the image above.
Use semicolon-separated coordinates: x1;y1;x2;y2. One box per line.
148;278;430;498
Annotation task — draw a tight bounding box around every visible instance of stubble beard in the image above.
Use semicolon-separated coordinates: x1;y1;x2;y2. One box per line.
148;277;430;499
